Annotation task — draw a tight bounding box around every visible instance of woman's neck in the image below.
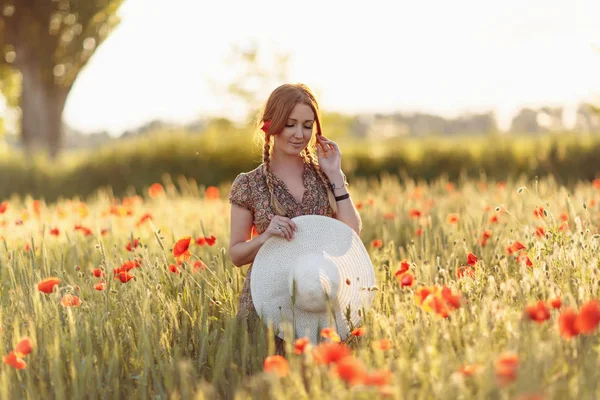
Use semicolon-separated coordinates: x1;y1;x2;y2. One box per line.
269;150;305;176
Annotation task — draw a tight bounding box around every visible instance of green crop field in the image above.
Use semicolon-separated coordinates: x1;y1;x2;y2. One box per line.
0;172;599;399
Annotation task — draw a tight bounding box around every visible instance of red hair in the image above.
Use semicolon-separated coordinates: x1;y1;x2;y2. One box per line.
258;83;337;216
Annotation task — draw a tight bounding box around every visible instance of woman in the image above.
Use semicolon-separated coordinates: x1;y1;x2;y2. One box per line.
228;83;362;356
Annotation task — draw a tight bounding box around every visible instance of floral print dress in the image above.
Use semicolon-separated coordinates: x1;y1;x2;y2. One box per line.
228;159;334;354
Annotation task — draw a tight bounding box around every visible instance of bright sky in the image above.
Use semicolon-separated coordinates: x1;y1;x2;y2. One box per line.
62;0;600;136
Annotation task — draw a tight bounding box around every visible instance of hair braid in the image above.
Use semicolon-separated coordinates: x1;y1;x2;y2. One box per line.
262;137;288;216
304;149;338;216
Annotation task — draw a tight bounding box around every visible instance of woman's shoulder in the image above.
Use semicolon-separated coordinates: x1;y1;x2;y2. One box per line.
238;163;266;181
231;163;267;187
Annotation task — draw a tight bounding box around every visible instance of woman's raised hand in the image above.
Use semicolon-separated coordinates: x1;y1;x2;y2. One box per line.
265;215;298;242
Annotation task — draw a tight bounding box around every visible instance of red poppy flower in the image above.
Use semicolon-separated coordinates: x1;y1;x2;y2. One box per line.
558;307;580;339
456;266;475;279
0;201;7;214
263;354;289;377
507;241;526;255
535;226;545;238
312;342;352;365
126;238;139;252
548;297;561;309
60;294;81;307
320;327;341;342
533;206;545;219
94;281;106;291
517;252;533;267
74;224;92;236
423;292;451;318
351;327;366;337
446;213;459;224
576;300;600;334
334;356;368;386
495;352;519;386
409;209;422;218
441;286;461;310
196;235;216;246
118;271;135;283
261;120;271;133
15;337;33;357
113;260;140;278
399;273;414;287
364;368;392;387
559;212;568;222
135;213;153;227
396;261;410;275
415;287;433;306
37;277;61;294
169;264;180;274
148;183;164;199
294;337;310;354
193;260;207;272
371;239;383;249
49;227;60;236
205;186;220;200
525;300;550;323
467;252;478;266
173;236;192;262
3;351;26;370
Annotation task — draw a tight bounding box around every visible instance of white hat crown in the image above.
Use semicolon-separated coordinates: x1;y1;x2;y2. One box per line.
288;252;340;313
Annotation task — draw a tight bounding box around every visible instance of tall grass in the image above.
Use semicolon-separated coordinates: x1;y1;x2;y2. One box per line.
0;172;599;398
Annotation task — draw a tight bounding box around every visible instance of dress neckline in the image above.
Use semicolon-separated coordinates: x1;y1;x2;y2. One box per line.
265;160;310;206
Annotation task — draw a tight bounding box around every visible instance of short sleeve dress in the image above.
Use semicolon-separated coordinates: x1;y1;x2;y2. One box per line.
228;159;334;353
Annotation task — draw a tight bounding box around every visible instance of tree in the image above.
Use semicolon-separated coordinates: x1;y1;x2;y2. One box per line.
208;40;291;125
0;0;125;159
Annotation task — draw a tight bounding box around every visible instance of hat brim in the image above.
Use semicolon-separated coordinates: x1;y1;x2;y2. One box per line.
250;215;376;345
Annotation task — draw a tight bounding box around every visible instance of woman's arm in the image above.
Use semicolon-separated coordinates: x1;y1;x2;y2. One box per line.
229;205;268;267
327;170;362;236
228;205;298;267
316;135;362;236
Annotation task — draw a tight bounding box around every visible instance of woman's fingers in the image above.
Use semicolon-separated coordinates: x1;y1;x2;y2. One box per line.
318;135;335;152
280;224;293;241
272;217;297;241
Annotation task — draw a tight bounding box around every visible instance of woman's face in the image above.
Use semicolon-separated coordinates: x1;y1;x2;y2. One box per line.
273;103;315;157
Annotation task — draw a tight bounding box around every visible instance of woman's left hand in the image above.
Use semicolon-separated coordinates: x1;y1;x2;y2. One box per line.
316;134;342;175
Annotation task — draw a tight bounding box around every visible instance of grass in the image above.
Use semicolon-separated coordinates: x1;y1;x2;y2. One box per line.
0;172;599;399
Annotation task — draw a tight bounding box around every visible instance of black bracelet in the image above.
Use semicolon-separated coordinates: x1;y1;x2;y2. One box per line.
335;193;350;202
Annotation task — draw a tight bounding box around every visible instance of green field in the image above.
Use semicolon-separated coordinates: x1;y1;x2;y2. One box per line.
0;172;599;399
1;130;599;202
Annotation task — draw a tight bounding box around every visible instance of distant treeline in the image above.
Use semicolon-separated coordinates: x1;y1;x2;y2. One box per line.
1;129;599;202
3;103;599;153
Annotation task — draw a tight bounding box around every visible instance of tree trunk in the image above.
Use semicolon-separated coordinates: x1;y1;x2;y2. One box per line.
19;61;70;160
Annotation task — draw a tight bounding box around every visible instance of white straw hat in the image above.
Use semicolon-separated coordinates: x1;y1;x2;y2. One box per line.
250;215;376;345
